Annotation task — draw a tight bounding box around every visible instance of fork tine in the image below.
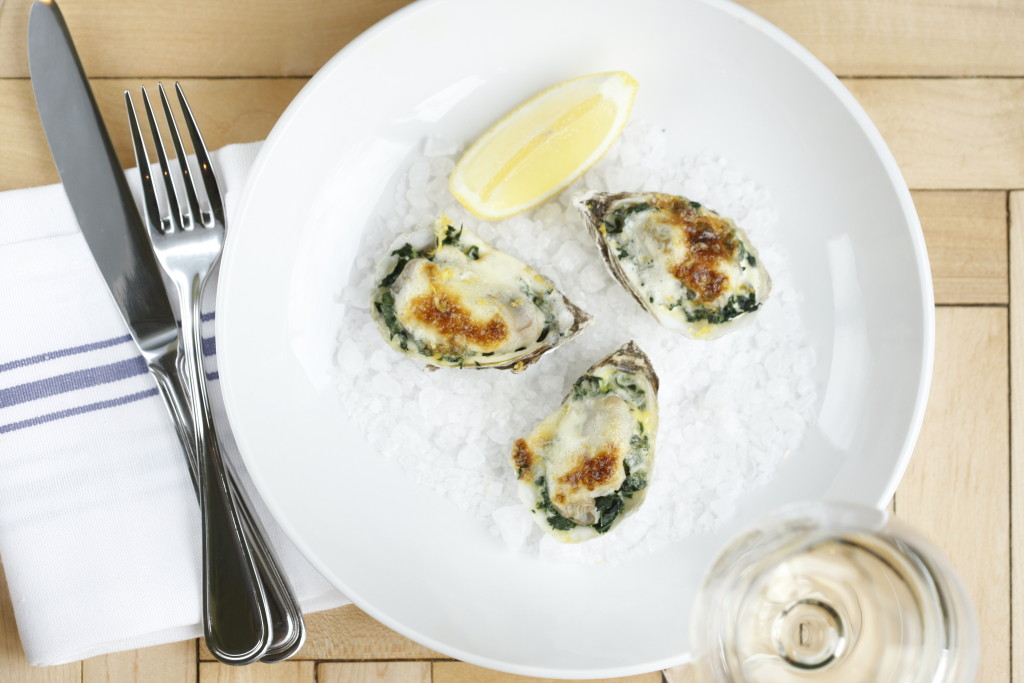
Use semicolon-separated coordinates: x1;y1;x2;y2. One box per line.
141;86;184;232
125;91;163;236
174;82;224;226
157;82;203;230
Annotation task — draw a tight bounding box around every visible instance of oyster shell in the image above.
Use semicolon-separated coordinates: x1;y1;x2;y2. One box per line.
511;341;659;543
371;218;591;371
575;191;771;339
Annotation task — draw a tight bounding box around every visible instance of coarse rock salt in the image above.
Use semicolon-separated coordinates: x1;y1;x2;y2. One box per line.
332;121;818;564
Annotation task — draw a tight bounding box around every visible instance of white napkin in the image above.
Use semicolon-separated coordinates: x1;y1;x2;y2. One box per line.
0;142;349;666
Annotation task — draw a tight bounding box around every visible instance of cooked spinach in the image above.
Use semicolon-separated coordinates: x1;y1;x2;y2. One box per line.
572;370;649;409
374;291;409;350
592;458;649;533
465;245;480;260
380;243;420;288
684;306;722;324
593;494;624;534
736;241;757;267
547;514;579;531
572;374;605;400
684;292;759;325
603;202;652;234
628;434;650;462
534;476;578;531
440;224;463;247
721;292;760;319
620;458;648;496
534;453;645;534
612;374;647;409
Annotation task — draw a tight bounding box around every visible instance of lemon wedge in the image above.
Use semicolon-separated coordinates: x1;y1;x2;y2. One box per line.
449;71;638;220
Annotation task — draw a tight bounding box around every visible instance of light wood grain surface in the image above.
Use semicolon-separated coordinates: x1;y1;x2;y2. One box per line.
0;0;1018;681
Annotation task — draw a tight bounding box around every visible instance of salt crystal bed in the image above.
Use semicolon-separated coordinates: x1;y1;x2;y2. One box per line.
334;123;817;564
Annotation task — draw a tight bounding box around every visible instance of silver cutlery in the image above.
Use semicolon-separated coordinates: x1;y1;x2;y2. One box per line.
29;0;268;663
28;0;302;664
125;82;307;662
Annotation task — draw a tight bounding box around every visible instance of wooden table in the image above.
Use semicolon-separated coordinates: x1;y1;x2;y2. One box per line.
0;1;1019;681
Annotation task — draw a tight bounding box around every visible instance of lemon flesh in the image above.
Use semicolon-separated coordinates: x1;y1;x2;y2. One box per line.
450;71;638;221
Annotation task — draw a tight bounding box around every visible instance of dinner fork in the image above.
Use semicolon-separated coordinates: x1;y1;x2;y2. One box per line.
125;82;305;663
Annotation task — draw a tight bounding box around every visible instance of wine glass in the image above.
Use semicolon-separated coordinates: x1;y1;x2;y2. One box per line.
690;501;978;682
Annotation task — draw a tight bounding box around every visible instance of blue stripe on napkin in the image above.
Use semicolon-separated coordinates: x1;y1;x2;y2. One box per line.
0;334;133;374
0;357;148;408
0;312;220;436
0;388;160;434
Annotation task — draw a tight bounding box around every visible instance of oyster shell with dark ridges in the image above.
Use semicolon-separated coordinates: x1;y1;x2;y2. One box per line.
370;218;591;372
511;341;659;543
575;191;771;339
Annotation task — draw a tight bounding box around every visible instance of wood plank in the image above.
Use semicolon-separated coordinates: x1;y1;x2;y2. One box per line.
0;0;415;79
3;1;1024;79
839;79;1024;191
319;662;430;683
431;662;661;683
82;642;195;683
737;1;1024;77
197;662;314;683
6;78;1024;195
894;307;1009;683
1008;191;1024;683
0;79;1013;305
198;606;445;661
843;79;1024;190
913;191;1008;305
0;564;81;683
0;78;306;193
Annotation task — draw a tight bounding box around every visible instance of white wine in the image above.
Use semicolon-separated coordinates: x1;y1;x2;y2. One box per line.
692;504;977;682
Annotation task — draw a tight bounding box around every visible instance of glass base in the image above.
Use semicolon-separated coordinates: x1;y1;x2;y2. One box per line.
691;502;978;683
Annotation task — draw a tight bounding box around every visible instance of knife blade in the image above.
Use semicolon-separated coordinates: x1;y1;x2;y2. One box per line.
27;0;175;343
27;0;276;663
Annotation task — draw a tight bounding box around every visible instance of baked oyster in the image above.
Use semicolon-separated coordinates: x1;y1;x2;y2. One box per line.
371;218;591;372
511;341;659;543
575;191;771;339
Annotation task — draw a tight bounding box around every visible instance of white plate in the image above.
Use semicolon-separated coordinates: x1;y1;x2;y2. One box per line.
216;0;934;677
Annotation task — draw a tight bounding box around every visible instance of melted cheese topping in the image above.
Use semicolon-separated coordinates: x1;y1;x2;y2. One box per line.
393;247;545;355
405;263;510;351
517;388;639;526
642;196;737;302
512;438;536;479
543;394;631;524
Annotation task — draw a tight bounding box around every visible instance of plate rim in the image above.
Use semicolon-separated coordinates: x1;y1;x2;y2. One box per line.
217;0;935;677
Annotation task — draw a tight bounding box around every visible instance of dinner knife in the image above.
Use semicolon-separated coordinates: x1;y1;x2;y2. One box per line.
26;0;274;663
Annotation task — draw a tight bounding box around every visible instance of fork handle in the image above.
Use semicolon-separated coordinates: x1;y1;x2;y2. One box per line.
180;274;272;664
151;355;305;659
199;421;272;663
